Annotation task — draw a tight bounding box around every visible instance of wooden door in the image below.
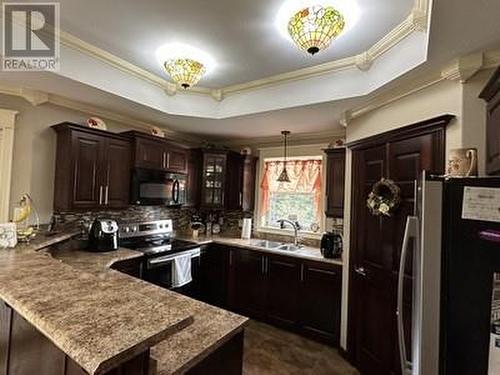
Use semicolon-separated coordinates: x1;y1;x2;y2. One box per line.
71;131;103;208
325;149;346;217
266;254;301;327
233;249;267;318
102;138;131;208
300;261;342;344
167;148;188;174
349;118;448;375
134;138;165;170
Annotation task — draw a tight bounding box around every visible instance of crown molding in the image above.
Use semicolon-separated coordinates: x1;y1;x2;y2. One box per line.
52;0;428;101
0;83;202;146
342;47;500;126
220;129;346;149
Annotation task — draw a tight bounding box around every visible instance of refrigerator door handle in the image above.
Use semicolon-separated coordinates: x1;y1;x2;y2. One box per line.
397;215;419;375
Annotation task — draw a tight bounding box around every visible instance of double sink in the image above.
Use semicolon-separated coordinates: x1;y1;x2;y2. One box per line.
247;239;303;252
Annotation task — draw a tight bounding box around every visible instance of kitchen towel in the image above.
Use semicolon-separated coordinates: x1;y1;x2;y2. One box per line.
241;218;252;239
172;253;192;288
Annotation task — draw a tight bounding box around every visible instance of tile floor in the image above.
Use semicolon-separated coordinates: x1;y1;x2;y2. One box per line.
243;320;359;375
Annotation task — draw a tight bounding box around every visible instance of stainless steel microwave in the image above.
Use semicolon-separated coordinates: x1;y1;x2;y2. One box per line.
131;168;187;206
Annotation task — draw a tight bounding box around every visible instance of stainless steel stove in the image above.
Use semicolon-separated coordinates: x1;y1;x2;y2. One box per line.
119;219;201;294
119;219;199;255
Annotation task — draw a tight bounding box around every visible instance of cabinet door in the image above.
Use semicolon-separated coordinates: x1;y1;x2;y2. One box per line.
241;156;258;212
167;148;188;174
102;138;132;208
199;246;229;308
233;249;267;318
266;254;301;327
225;153;244;210
325;149;346;218
71;131;103;208
300;261;341;344
202;154;226;207
134;138;166;170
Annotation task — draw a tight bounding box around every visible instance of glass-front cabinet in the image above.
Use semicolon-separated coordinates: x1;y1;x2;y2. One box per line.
203;153;227;206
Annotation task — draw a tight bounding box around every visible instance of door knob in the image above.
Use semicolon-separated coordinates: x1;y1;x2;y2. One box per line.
354;266;368;277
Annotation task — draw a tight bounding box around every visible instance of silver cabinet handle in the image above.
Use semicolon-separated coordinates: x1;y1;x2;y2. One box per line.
354;266;367;277
300;264;304;282
162;152;166;169
166;152;170;168
104;185;109;205
98;185;103;205
397;216;419;375
239;192;243;206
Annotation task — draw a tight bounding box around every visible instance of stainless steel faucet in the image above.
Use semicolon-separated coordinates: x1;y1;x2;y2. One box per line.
277;219;301;246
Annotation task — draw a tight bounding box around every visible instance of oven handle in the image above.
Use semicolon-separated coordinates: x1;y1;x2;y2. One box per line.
147;248;200;267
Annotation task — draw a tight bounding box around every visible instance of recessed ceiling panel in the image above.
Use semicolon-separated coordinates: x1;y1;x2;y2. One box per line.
57;0;414;87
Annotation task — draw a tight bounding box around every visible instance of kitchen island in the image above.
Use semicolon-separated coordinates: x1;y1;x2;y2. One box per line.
0;233;248;375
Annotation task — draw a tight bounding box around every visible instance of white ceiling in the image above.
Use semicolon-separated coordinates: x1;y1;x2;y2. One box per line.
2;0;500;141
54;0;413;87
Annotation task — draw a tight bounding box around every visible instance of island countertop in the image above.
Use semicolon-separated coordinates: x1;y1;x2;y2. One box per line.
0;235;196;375
45;240;249;375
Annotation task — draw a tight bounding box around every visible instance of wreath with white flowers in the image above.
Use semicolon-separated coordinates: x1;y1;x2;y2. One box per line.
366;178;401;217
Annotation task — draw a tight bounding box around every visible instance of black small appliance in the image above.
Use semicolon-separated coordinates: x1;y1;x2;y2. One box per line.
88;219;119;252
320;232;342;259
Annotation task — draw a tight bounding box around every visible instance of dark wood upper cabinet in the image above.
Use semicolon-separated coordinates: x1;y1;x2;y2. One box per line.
52;123;132;211
199;149;255;210
479;66;500;175
123;131;188;174
241;155;258;212
324;148;346;218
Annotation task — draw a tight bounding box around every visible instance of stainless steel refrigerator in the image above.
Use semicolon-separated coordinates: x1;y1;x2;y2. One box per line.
398;172;500;375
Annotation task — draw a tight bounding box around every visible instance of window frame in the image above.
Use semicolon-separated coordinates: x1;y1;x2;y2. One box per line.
254;144;328;240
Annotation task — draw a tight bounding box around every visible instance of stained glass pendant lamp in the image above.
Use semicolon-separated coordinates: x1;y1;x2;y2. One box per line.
288;4;345;55
156;43;215;89
277;131;291;183
164;58;206;89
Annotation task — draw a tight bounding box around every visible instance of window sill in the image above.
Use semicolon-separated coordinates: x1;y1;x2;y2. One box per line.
256;226;322;240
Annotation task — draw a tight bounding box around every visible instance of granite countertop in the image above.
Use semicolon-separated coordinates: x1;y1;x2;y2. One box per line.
48;245;249;375
0;234;195;375
177;235;344;266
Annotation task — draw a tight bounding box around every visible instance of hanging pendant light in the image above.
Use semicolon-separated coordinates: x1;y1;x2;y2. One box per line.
277;131;291;183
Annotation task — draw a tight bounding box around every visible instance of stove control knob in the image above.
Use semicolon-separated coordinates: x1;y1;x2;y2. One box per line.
123;227;130;233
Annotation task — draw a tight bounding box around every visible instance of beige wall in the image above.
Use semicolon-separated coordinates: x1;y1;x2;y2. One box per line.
339;69;495;349
0;94;132;224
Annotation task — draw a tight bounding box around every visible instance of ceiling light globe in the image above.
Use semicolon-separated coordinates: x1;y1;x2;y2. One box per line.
163;58;206;89
287;5;345;55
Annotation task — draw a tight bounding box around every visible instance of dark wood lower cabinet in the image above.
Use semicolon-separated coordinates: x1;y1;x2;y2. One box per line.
266;255;301;327
186;331;244;375
300;261;342;344
202;246;342;345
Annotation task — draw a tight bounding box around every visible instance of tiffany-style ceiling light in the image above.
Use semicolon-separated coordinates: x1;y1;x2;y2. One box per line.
163;58;206;89
287;5;345;55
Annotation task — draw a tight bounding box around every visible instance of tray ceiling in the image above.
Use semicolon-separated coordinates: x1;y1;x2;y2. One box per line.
57;0;414;88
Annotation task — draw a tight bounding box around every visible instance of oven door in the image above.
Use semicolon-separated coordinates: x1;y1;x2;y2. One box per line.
131;168;186;206
143;249;200;297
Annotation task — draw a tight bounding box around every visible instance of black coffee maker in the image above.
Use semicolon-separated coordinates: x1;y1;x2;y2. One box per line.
320;232;342;259
88;219;119;252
